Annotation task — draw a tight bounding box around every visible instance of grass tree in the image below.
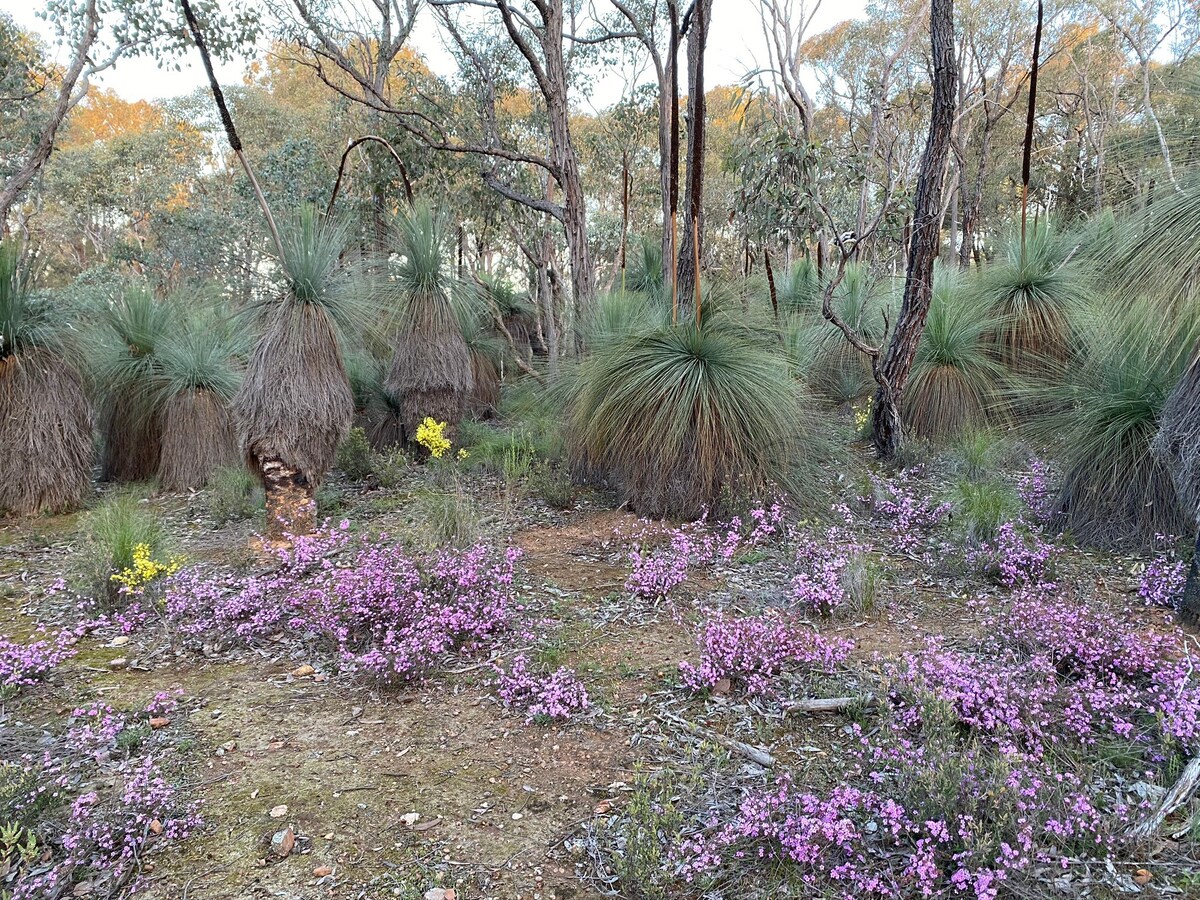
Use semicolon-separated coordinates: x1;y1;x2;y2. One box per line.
1030;298;1199;548
94;287;173;482
0;241;93;516
384;204;476;444
973;223;1090;373
1155;353;1200;623
569;304;824;519
902;269;1009;441
154;311;245;491
233;208;356;538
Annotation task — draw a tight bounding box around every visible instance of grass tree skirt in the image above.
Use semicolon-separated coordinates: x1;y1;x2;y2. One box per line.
257;455;315;540
0;352;93;515
158;389;238;492
101;395;162;483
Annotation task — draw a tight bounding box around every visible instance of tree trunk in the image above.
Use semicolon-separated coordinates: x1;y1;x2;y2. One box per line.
871;0;957;459
0;0;99;230
1182;528;1200;625
260;455;315;541
675;0;713;308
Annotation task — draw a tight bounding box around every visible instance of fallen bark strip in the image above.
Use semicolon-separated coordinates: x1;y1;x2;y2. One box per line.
1129;754;1200;842
659;713;774;767
783;694;874;716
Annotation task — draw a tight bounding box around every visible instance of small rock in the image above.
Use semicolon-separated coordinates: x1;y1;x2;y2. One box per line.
444;891;456;900
312;865;333;877
511;812;523;820
110;636;130;647
291;664;315;677
313;674;328;683
423;890;446;900
219;740;237;753
271;827;295;858
148;819;163;835
148;717;170;729
269;805;288;818
400;812;420;826
323;832;334;841
109;657;128;670
594;800;612;815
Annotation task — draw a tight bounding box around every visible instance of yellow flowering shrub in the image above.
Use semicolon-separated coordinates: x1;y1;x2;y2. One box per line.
110;543;184;591
457;448;470;460
415;417;452;459
853;397;873;434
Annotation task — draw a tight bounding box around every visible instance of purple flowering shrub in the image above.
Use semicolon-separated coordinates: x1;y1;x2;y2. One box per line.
860;472;951;552
164;523;522;683
1017;457;1056;525
7;692;201;899
624;504;787;601
965;522;1058;589
678;612;853;697
1138;535;1189;610
0;626;79;690
493;653;590;723
791;526;875;616
649;593;1199;897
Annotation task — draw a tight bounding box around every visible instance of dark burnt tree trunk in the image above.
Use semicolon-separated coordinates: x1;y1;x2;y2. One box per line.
1182;528;1200;625
675;0;712;310
871;0;958;459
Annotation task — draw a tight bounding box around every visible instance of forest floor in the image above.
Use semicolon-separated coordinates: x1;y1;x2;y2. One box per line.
1;443;1197;900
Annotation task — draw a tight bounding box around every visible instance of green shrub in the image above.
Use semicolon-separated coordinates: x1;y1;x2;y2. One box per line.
412;487;480;547
336;426;374;480
952;479;1021;544
205;465;262;526
81;492;168;599
502;431;536;495
372;447;410;488
531;461;575;510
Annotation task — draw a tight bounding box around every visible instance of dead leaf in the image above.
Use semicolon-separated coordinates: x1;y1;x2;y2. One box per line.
313;865;333;877
1133;869;1152;886
269;805;288;818
291;664;315;677
148;819;163;835
413;818;441;831
148;717;170;729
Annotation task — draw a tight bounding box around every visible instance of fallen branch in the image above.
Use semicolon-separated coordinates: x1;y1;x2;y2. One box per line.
1128;754;1200;842
660;713;774;767
783;694;871;716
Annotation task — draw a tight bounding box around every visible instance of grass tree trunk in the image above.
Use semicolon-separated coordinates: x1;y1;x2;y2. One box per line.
260;456;315;541
1182;528;1200;625
675;0;712;310
871;0;957;459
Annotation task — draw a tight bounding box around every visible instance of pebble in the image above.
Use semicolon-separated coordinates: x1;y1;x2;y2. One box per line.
271;827;295;858
313;865;333;877
108;657;128;670
269;805;288;818
423;890;446;900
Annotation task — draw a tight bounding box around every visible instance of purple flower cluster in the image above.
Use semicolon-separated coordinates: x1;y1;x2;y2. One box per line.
791;526;870;615
1138;537;1189;610
164;523;522;683
678;612;853;697
0;625;79;687
1017;457;1055;525
861;472;951;552
493;653;590;723
672;591;1197;896
966;522;1057;589
624;504;786;601
10;696;200;898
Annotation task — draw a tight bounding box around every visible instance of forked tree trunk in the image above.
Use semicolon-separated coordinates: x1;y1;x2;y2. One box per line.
260;455;315;541
871;0;958;459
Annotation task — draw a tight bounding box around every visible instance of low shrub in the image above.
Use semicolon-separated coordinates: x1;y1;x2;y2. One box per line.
493;653;590;723
204;464;262;526
335;425;374;480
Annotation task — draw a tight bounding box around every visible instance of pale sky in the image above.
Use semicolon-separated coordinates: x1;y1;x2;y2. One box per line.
0;0;868;110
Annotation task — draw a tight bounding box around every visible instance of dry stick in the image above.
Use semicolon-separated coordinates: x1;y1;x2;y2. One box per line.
1019;0;1044;258
1128;754;1200;842
327;135;414;217
660;713;774;767
179;0;284;263
783;694;871;716
668;0;681;325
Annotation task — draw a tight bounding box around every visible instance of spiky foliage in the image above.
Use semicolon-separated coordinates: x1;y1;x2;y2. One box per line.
154;315;244;491
94;287;174;482
1154;355;1200;519
903;269;1009;441
233;208;356;534
777;257;821;316
1029;299;1200;548
347;351;404;450
627;236;664;296
478;271;537;359
800;264;893;405
973;223;1089;373
384;204;476;441
582;289;671;352
568;310;820;518
0;242;93;516
464;317;505;420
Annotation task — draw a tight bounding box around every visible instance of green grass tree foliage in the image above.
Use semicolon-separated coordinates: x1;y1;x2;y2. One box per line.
1154;352;1200;623
93;286;174;482
0;240;92;515
153;310;245;491
233;207;357;538
569;306;819;519
902;268;1010;441
1030;298;1200;548
973;222;1090;374
383;204;477;443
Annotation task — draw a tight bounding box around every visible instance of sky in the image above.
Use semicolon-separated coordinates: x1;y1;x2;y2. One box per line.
0;0;868;110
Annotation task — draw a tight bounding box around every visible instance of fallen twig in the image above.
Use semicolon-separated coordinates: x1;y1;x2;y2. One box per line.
659;713;774;767
783;694;873;717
